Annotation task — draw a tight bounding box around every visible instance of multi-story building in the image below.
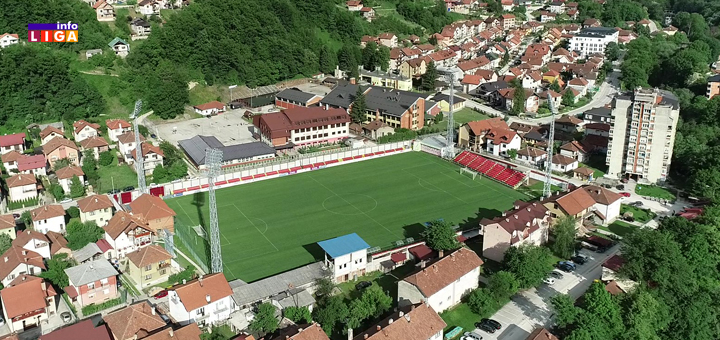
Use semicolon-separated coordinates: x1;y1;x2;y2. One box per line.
318;233;369;283
707;74;720;99
128;194;176;233
125;245;172;288
481;201;551;262
569;27;618;58
1;275;57;333
105;119;132;142
354;303;446;340
606;89;680;183
253;107;351;149
103;211;154;258
30;205;66;235
168;273;235;328
0;133;25;155
77;194;114;226
64;259;119;308
130;142;164;176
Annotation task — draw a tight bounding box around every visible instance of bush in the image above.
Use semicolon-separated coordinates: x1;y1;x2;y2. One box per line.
66;206;80;218
99;151;114;166
51;184;65;201
467;288;498;317
284;306;312;324
168;266;195;284
81;297;123;316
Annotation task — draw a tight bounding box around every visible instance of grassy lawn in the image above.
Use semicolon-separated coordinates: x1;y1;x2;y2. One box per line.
578;163;605;179
596;221;636;237
189;83;224;106
337;263;416;302
315;28;344;52
167;152;528;282
579;154;608;179
620;205;656;223
434;108;490;131
518;181;562;199
201;325;235;340
96;156;138;193
634;184;676;200
440;303;481;333
79;73;133;118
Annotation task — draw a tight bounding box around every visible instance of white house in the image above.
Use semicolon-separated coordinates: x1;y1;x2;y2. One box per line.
168;273;236;328
398;248;483;313
318;233;370;283
39;126;65;145
130;142;164;176
0;133;25;155
582;185;622;223
1;151;22;174
106;119;132;142
354;302;446;340
55;165;85;194
30;205;66;234
549;154;579;173
516;146;548;167
108;37;129;58
12;230;51;259
0;33;19;48
193;101;226;116
0;246;45;287
118;132;144;163
480;201;551;262
77;195;114;226
72;120;101;143
569;27;619;58
484;129;521;157
17;154;47;177
6;174;37;202
103;211;154;259
559;141;589;163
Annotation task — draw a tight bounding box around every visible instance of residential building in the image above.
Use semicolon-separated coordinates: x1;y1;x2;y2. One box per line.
56;165;85;194
1;151;22;173
253;107;351;149
103;302;166;340
136;0;158;15
72;120;101;143
584;123;610;137
77;194;114;226
583;106;612;123
43;137;80;167
527;328;559;340
378;33;398;48
125;245;172;288
707;74;720;99
130;142;164;176
64;259;119;307
142;324;203;340
606;89;680;183
485;128;521;157
39;126;65;145
555;115;584;133
543;185;621;225
582;185;622;222
46;231;70;258
39;319;113;340
516;146;548;166
106;119;132;142
30;205;66;234
0;215;16;240
6;174;37;202
360;7;375;20
318;233;370;283
500;14;516;29
130;17;151;37
432;93;466;113
0;246;45;286
398;247;483;313
548;154;578;172
346;1;363;11
1;276;57;333
569;27;619;58
168;273;236;327
268;323;330;340
118;132;145;161
275;88;323;109
17;154;47;177
560;141;589;162
399;57;428;79
0;33;19;48
498;88;540;113
573;167;595;181
0;133;25;155
94;0;116;21
458;117;509;152
362;120;395;140
481;201;551;262
359;69;413;91
179;136;276;170
13;230;51;259
194;101;226;116
80;136;110;159
103;211;154;258
108;37;129;57
355;303;445;340
72;243;104;264
129;194;176;233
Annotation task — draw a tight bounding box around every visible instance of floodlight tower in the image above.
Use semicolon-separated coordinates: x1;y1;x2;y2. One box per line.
445;73;456;159
206;148;224;273
543;93;557;198
130;100;146;194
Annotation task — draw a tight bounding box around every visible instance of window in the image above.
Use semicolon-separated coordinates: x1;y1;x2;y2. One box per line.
103;288;110;295
197;307;205;315
145;274;152;280
145;265;152;271
160;269;166;275
101;278;108;285
88;282;95;289
88;293;95;299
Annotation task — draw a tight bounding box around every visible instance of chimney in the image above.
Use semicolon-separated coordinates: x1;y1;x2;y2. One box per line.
3;257;6;262
152;307;156;315
420;261;426;268
350;78;356;85
501;211;506;217
206;294;211;303
438;250;444;258
398;311;404;317
22;250;26;255
182;279;186;284
198;275;203;286
95;198;98;203
388;318;394;325
347;327;353;340
169;329;173;337
376;325;381;331
364;335;369;339
514;215;518;219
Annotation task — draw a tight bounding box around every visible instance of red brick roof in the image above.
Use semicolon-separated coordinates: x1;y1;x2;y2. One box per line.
73;120;101;135
0;133;25;147
403;248;483;297
55;165;84;180
171;273;233;311
0;276;56;319
39;126;64;140
129;194;176;221
103;302;165;340
6;174;35;188
526;328;559;340
17;154;46;171
193;101;226;111
39;319;112;340
464;117;508;136
354;303;446;340
480;201;549;244
106;119;131;130
554;186;596;215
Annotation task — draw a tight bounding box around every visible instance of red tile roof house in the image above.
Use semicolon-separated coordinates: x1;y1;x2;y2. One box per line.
38;319;113;340
17;154;48;177
0;215;16;240
397;247;483;313
168;273;236;328
79;136;110;159
55;165;85;194
129;193;176;233
72;120;101;143
39;126;65;146
118;132;145;163
194;101;226;117
354;303;446;340
43;137;80;167
130;142;165;176
0;246;45;287
484;128;521;157
103;302;167;340
253;107;351;150
0;133;25;155
6;174;38;202
559;140;589;162
63;259;120;308
458;117;510;152
480;200;552;262
516;146;548;167
1;275;57;333
103;211;155;259
1;151;23;173
346;0;363;11
105;119;132;142
30;205;67;234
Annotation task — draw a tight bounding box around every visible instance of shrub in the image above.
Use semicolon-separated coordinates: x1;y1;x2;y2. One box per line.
66;206;80;218
99;151;115;166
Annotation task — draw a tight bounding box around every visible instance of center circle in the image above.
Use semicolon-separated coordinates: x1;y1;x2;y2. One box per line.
322;194;378;215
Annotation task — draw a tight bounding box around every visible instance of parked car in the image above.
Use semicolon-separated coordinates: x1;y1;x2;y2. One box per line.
108;188;121;194
463;331;484;339
616;184;625;190
60;312;72;323
558;263;575;272
476;321;496;334
543;277;556;285
478;319;502;330
355;281;372;290
123;186;135;192
630;201;643;207
571;254;589;265
154;290;168;299
549;271;564;279
620;192;631;197
150;133;157;139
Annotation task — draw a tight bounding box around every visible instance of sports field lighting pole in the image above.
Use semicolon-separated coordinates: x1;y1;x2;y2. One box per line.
445;72;456;159
130;99;146;194
206;148;224;273
543;92;557;198
229;85;237;103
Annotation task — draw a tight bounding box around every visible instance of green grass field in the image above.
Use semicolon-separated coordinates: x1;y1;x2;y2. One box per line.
167;152;528;282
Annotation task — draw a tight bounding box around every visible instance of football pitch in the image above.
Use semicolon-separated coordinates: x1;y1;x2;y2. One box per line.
167;152;529;282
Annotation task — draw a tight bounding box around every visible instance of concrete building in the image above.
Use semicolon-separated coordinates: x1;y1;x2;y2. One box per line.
6;174;37;202
55;165;84;194
103;302;166;340
253;107;351;149
77;195;114;226
178;136;276;170
105;119;132;142
569;27;618;58
354;303;446;340
64;259;119;308
480;201;551;262
318;233;370;283
708;74;720;99
125;245;172;288
128;194;176;233
30;205;66;234
168;273;236;328
606;89;680;183
103;211;154;259
0;246;45;287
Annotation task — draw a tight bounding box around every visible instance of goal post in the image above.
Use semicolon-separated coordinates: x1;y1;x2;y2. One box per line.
460;167;478;180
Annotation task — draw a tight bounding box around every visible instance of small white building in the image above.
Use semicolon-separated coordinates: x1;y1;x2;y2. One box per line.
77;195;114;226
106;119;132;142
193;101;226;116
569;27;619;58
549;154;579;173
1;151;22;174
0;246;45;287
17;154;47;177
55;165;85;194
30;205;66;234
318;233;370;283
0;133;25;155
581;185;622;223
103;211;154;259
108;37;129;58
516;146;548;167
0;33;19;48
72;120;101;143
480;201;551;262
12;230;51;259
168;273;236;328
118;131;144;162
6;174;37;202
39;126;65;145
484;129;521;157
398;247;483;313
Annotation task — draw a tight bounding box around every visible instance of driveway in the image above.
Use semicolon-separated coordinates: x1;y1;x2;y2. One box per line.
470;246;620;340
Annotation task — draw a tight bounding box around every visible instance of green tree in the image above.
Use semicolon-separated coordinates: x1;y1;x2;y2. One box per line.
53;158;71;171
69;175;85;198
39;254;74;288
350;87;367;123
249;303;279;334
0;234;12;255
146;61;189;120
503;245;554;289
501;51;510;67
422;219;459;252
153;164;169;183
620;60;649;89
507;149;517;160
51;184;65;201
551;294;580;328
168;162;188;181
550;79;561;93
66;220;105;250
435;112;444;123
313;296;349;335
623;289;670;340
468;288;497;315
99;151;114;166
284;306;312;324
551;216;577;259
338;44;359;75
421;61;438;91
168;266;196;284
319;45;337;74
21;211;32;228
562;90;576;106
487;271;518;302
314;277;335;303
66;206;80;218
511;85;526;115
605;42;620;61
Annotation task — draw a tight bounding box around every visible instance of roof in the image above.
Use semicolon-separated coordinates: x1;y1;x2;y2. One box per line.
709;74;720;83
39;319;112;340
575;27;618;38
108;37;128;48
317;233;370;259
43;137;78;155
77;194;113;213
142;324;203;340
0;215;14;230
555;115;583;126
584;106;612;118
130;142;165;160
480;201;549;244
554;187;596;215
71;243;102;263
55;165;84;180
363;120;390;131
103;302;166;340
172;273;233;311
485;128;517;145
17;154;46;171
178;136;275;166
117;131;145;145
231;262;324;306
73;120;101;135
30;205;65;221
464;117;508;136
403;248;483;297
1;150;23;164
126;245;171;268
276;88;319;104
354;303;446;340
573;167;594;176
408;244;436;261
106;119;131;130
96;239;113;253
517;146;546;158
568;78;589;86
6;174;36;188
104;211;151;239
582;185;622;205
193;101;226;111
584;123;610;131
130;17;150;27
0;276;56;319
0;133;25;147
80;136;109;149
0;246;45;282
47;231;68;256
432;93;466;104
526;328;559;340
268;323;330;340
602;254;625;272
129;194;176;221
12;230;49;248
0;33;19;40
65;259;119;286
560;141;588;154
39;126;64;140
255;107;350;140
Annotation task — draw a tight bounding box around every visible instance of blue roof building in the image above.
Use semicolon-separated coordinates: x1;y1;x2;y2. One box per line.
317;233;370;282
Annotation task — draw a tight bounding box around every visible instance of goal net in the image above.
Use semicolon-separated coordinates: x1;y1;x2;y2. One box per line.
460;167;478;180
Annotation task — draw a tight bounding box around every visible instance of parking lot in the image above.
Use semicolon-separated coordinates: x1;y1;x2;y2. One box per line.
153;109;256;146
470;246;620;340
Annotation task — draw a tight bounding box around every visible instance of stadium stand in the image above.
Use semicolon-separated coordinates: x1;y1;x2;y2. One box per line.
453;151;526;188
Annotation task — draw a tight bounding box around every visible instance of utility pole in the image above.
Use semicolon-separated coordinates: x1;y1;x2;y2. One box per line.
543;93;557;198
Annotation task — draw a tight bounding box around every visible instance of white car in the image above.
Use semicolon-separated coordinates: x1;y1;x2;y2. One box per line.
462;332;483;340
543;277;556;285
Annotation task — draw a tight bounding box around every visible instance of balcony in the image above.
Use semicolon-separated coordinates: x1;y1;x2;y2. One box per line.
158;262;171;269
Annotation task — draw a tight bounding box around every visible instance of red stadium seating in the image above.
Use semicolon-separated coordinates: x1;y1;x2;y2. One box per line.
453;150;526;188
486;164;504;177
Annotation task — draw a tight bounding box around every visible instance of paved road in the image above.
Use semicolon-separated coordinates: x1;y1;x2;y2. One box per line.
468;246;620;340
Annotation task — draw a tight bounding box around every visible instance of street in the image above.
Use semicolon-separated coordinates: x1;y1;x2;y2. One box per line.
471;246;620;340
